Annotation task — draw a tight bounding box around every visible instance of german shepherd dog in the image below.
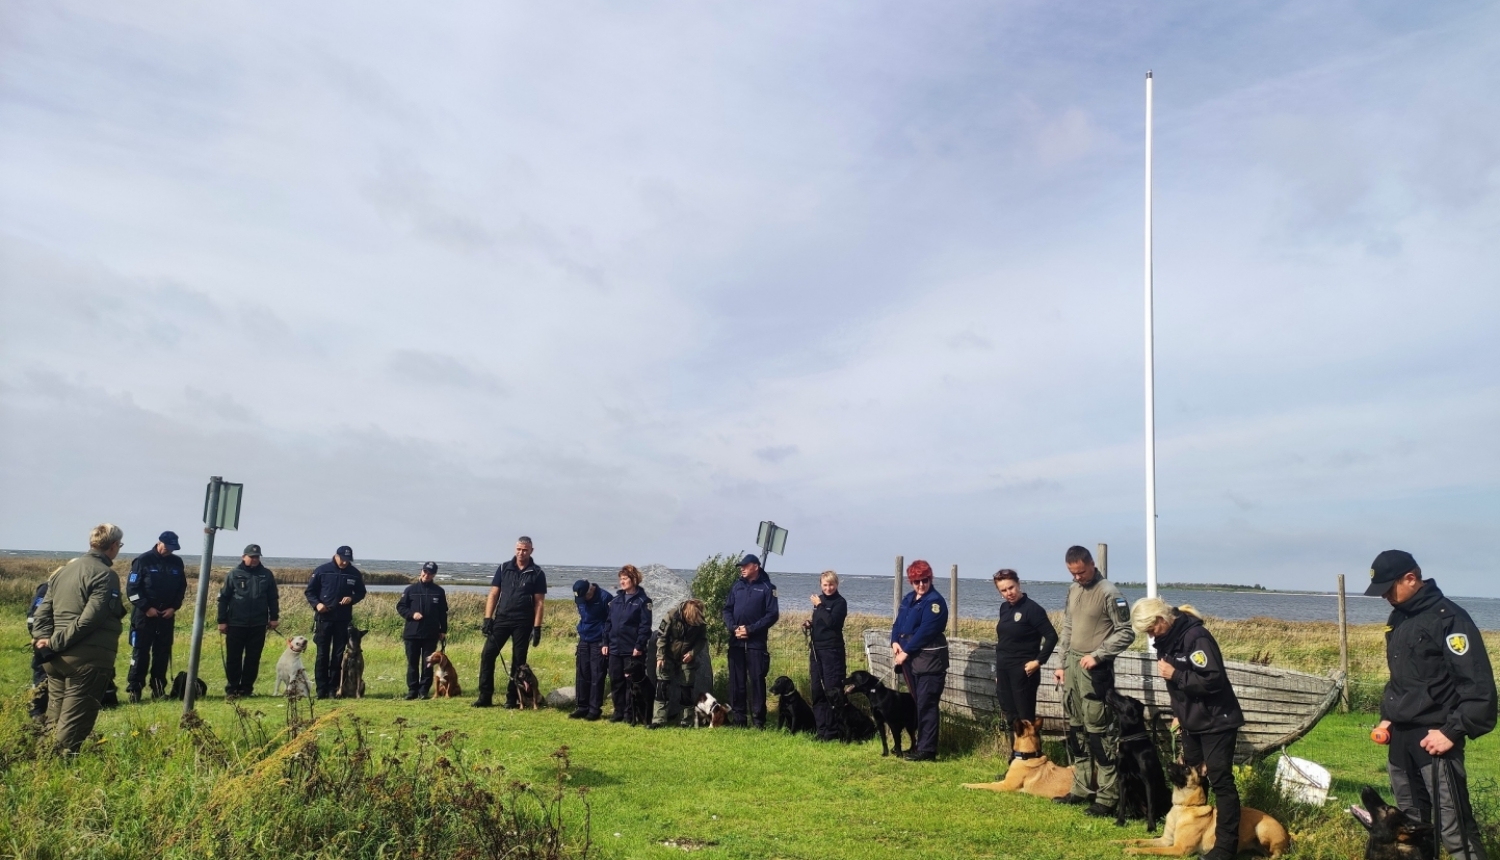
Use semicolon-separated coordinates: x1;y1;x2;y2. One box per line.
770;675;816;734
623;659;653;726
843;670;918;757
1350;786;1435;860
337;627;367;699
1106;689;1172;832
1118;761;1290;857
964;718;1075;798
427;649;462;698
514;663;541;709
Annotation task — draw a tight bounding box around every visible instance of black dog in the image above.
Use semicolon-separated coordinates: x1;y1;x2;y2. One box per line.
844;670;917;757
1105;689;1171;832
168;671;208;701
622;659;653;726
769;676;816;734
1351;785;1434;860
824;684;878;743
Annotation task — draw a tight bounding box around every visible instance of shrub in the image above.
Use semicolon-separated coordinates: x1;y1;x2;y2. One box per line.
691;552;743;654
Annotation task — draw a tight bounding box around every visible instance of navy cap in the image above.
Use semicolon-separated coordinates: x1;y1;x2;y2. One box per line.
159;531;181;551
572;579;591;596
242;544;262;557
335;546;354;561
1365;550;1418;597
738;554;760;568
421;561;438;574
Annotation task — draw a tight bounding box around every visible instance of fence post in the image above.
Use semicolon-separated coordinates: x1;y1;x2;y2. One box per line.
950;564;959;636
1337;574;1350;713
1097;542;1108;579
893;555;904;620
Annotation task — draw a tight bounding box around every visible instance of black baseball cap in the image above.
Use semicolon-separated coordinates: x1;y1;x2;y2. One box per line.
335;546;354;561
421;561;438;574
159;531;181;551
1365;550;1419;597
738;554;761;567
243;544;262;557
572;578;591;596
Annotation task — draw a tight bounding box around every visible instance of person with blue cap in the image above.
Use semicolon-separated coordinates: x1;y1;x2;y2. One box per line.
569;578;611;720
722;553;779;728
304;545;367;698
124;530;187;703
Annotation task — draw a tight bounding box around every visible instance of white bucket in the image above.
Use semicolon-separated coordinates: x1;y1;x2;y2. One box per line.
1275;754;1332;806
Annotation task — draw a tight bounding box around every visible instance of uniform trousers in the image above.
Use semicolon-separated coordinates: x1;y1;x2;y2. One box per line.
574;639;607;716
404;637;441;697
908;669;946;756
312;615;351;698
994;658;1042;723
126;613;175;693
726;643;770;727
477;622;532;705
1062;654;1121;805
44;654;113;754
1388;726;1488;860
809;647;846;738
223;625;269;695
1182;728;1241;855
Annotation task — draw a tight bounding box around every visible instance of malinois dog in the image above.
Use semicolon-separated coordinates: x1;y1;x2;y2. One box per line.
963;718;1075;799
1117;761;1290;857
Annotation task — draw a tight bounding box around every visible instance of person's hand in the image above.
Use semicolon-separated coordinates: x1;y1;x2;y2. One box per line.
316;603;327;613
1157;658;1175;681
735;626;748;640
35;638;49;649
1377;719;1391;731
601;645;609;656
1053;668;1065;685
811;595;822;607
1024;660;1039;676
481;618;494;636
531;627;543;648
657;660;665;672
339;596;352;606
268;619;280;631
413;612;423;621
439;632;446;642
217;623;228;634
893;650;907;667
632;648;642;657
682;653;693;664
146;608;160;618
1421;729;1454;756
801;619;812;632
163;608;175;619
1079;655;1099;671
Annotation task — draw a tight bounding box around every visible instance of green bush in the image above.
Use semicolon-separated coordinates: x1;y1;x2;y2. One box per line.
690;552;743;654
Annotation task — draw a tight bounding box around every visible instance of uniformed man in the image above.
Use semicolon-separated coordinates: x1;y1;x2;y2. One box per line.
892;559;949;761
27;578;53;719
475;536;547;708
396;561;449;700
1369;549;1495;860
217;544;280;697
1051;545;1135;816
124;530;187;702
304;545;367;698
722;553;779;728
570;578;611;720
31;523;129;754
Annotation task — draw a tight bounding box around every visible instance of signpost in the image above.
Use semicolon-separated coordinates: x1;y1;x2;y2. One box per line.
755;520;788;573
183;476;243;717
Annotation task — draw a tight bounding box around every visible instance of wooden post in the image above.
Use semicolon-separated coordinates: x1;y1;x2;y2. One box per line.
1337;574;1350;713
893;555;904;620
950;564;959;636
1098;543;1108;579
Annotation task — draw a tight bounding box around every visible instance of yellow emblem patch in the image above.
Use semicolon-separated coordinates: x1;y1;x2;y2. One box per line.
1189;650;1208;668
931;603;941;614
1447;634;1469;656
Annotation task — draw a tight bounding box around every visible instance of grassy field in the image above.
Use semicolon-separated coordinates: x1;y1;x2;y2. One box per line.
2;559;1495;859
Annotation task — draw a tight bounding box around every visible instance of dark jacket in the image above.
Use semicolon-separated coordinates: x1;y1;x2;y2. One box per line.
304;560;367;624
217;562;280;627
32;551;127;666
810;591;847;653
1381;580;1496;742
27;581;49;638
127;548;187;614
396;580;449;640
723;573;779;648
892;588;949;676
1155;612;1245;735
606;587;652;653
995;593;1058;665
660;605;707;665
490;558;548;626
574;586;612;642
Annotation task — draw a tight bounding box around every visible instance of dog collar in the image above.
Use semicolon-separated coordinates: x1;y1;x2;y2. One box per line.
1119;731;1150;744
1012;750;1042;760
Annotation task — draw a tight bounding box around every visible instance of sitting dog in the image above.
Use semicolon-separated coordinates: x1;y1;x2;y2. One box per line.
426;649;462;698
274;635;310;697
514;663;542;710
337;628;367;699
964;718;1075;798
1118;761;1290;857
1106;690;1172;832
835;697;879;743
169;671;208;701
695;692;730;727
770;675;817;734
622;659;654;726
844;670;918;757
1350;785;1434;860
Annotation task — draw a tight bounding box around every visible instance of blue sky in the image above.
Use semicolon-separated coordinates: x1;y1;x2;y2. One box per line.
2;2;1497;597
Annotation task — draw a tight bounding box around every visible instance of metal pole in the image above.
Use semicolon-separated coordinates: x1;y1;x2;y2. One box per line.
950;564;959;636
1097;543;1109;579
893;555;904;620
1143;70;1159;600
1337;574;1350;713
183;476;221;716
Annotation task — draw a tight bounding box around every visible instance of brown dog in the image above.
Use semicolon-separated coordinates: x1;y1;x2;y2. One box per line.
514;664;542;710
1118;761;1290;858
426;650;461;698
963;719;1075;798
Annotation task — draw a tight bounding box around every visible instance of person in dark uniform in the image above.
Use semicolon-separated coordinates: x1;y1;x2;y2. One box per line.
570;578;611;720
475;536;548;708
891;559;949;761
1133;598;1244;860
992;569;1058;730
216;544;280;697
723;553;780;729
304;545;367;699
27;578;53;719
803;570;848;741
1368;550;1495;860
396;562;449;700
604;564;651;721
124;530;187;702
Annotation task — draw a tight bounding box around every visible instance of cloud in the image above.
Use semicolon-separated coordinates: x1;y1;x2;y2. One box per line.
386;350;506;395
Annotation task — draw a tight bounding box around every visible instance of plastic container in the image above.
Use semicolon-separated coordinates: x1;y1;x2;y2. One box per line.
1275;754;1332;806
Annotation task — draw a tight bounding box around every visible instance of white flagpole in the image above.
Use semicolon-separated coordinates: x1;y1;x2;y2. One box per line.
1144;71;1159;600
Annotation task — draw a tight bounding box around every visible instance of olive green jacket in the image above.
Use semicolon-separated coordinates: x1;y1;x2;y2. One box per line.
33;551;128;667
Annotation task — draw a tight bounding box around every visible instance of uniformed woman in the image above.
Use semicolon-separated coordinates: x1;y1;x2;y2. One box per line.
992;569;1058;728
653;598;707;728
604;564;651;722
1131;598;1244;860
805;570;848;741
891;559;949;761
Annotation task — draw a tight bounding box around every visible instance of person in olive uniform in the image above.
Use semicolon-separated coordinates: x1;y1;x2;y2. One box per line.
124;530;187;702
1133;598;1244;860
604;564;652;721
891;559;949;761
1368;550;1495;860
804;570;848;741
475;537;548;708
723;554;779;728
1052;545;1135;816
992;569;1058;727
304;545;367;698
31;523;128;754
570;579;611;720
396;561;449;700
653;598;708;728
216;544;280;697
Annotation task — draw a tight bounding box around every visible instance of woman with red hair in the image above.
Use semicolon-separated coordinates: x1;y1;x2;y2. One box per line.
890;559;949;761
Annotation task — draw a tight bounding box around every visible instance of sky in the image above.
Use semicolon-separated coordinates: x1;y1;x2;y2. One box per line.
2;2;1498;596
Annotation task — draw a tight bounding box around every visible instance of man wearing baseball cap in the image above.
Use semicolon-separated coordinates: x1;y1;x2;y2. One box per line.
1368;550;1494;860
124;531;187;703
569;578;611;720
721;553;779;728
304;546;367;698
217;544;280;697
396;562;448;700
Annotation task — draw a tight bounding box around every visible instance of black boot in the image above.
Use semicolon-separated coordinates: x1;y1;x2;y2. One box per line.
472;695;494;708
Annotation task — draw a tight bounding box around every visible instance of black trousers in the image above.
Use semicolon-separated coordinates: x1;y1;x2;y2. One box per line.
809;646;846;738
224;625;268;695
574;640;607;715
1182;728;1240;855
1388;726;1487;860
995;659;1042;723
727;644;770;727
607;652;638;717
126;613;175;693
405;637;440;696
477;622;532;704
910;670;946;757
312;616;351;698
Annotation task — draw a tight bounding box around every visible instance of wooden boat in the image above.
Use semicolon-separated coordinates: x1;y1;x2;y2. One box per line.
862;629;1345;763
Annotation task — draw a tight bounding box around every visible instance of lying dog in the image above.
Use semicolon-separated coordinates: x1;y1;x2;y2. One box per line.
1107;690;1172;832
963;718;1075;798
770;675;816;734
427;649;461;698
274;635;310;697
622;660;653;725
1118;761;1290;857
169;671;208;701
695;692;729;727
337;628;367;699
844;670;918;757
1350;785;1434;860
514;663;541;710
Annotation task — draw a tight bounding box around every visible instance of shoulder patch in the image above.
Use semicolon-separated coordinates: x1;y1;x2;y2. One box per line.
1114;597;1128;609
1189;650;1208;668
771;588;778;597
1447;633;1470;656
128;573;138;582
931;602;941;614
645;600;654;610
